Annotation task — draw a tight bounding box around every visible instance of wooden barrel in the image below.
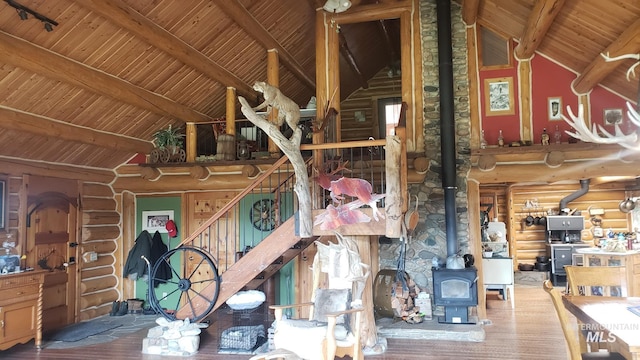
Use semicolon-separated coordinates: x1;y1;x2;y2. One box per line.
216;134;236;160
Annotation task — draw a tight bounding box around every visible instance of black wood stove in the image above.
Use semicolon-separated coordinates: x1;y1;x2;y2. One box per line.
432;267;478;324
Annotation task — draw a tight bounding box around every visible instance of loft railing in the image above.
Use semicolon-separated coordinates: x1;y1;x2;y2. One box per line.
176;138;388;273
302;139;387;209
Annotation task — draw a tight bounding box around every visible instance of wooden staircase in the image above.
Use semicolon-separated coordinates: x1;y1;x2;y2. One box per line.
176;216;317;320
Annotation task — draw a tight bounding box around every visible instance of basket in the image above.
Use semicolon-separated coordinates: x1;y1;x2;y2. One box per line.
219;324;265;351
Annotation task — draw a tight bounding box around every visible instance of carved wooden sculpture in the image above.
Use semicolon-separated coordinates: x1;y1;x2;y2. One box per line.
239;86;312;237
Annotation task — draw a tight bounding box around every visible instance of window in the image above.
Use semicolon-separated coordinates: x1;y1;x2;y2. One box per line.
479;26;511;68
378;97;403;137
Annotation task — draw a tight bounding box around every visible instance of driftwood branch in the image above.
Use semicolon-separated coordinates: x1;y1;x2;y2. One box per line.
239;96;312;237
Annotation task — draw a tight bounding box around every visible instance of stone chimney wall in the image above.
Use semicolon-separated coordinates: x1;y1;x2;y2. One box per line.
378;0;471;291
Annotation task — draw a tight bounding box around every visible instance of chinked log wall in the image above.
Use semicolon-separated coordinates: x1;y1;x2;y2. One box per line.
482;184;631;268
79;182;120;320
473;143;640;268
340;67;402;141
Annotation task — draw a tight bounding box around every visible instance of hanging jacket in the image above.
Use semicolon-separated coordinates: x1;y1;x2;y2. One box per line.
150;230;172;287
123;230;152;280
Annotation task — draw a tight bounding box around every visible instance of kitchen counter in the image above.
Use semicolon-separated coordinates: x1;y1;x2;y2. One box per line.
575;248;639;256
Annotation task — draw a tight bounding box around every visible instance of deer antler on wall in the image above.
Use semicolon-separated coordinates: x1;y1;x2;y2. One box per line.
564;52;640;148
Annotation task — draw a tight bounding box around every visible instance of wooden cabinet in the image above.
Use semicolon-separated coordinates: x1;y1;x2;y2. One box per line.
579;251;640;297
0;271;45;350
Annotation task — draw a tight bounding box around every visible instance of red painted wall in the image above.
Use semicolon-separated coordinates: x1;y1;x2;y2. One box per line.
479;66;519;146
479;51;631;146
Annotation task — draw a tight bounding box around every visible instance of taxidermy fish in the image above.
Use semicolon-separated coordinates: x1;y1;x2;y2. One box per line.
329;177;386;221
314;202;371;230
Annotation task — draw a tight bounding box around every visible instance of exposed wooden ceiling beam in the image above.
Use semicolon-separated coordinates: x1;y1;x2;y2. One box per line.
378;19;398;63
73;0;256;100
215;0;316;90
0;106;154;153
461;0;480;26
514;0;565;59
339;32;368;89
0;30;212;123
573;17;640;95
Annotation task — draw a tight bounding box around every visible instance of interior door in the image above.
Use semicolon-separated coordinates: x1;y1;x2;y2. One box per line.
26;194;78;332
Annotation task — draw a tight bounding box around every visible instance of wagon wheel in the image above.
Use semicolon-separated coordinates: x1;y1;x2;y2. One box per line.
158;148;171;163
250;198;277;231
149;148;162;163
148;246;220;322
173;148;186;162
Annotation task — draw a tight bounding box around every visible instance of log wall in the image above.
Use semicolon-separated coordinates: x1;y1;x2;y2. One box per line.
483;182;630;268
79;182;121;320
340;67;402;141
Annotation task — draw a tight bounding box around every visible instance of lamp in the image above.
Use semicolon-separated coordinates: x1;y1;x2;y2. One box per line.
323;0;352;13
4;0;58;31
16;8;27;20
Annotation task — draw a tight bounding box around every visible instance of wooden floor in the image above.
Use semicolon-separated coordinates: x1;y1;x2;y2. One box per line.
1;285;569;359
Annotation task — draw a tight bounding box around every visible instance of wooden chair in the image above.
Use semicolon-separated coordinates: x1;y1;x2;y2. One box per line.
565;266;627;297
269;234;369;360
565;265;628;352
542;280;624;360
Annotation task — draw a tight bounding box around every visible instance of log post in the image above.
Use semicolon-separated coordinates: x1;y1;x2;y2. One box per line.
186;122;197;163
385;135;402;238
267;49;280;157
226;87;236;136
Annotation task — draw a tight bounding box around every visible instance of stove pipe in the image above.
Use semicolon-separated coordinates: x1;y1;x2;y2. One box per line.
559;179;590;211
436;0;458;257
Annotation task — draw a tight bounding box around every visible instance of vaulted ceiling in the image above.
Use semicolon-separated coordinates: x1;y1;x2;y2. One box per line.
0;0;638;172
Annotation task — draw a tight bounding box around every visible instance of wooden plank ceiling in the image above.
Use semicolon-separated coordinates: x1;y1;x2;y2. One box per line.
0;0;638;171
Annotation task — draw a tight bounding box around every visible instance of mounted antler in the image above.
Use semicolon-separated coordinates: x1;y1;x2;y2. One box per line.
563;102;640;150
601;52;640;81
564;51;640;149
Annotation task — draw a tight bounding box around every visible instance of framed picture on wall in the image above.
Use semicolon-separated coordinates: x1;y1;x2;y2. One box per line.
604;108;623;125
548;97;562;121
484;77;515;116
142;210;174;233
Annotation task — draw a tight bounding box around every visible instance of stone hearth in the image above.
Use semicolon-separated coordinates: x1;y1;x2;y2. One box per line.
376;316;485;342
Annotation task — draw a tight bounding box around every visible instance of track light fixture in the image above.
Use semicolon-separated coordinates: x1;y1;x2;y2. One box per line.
16;8;27;20
4;0;58;32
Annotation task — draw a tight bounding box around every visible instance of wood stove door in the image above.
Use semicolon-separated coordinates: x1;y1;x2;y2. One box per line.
552;247;572;275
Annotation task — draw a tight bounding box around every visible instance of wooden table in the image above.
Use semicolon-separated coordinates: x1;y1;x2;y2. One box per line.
562;295;640;359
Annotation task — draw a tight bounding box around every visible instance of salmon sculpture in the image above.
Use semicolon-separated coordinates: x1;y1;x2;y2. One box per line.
313;163;385;230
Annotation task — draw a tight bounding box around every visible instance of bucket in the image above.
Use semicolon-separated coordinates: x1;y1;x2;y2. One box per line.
216;134;236;160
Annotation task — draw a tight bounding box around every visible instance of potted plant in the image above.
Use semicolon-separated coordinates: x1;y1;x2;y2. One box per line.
153;124;185;154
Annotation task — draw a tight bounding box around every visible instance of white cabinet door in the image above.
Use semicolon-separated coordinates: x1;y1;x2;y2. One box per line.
482;258;514;285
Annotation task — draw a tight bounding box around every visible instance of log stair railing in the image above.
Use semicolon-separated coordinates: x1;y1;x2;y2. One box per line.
172;155;318;321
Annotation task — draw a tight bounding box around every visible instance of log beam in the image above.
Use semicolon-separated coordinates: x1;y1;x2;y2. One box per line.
339;32;368;89
573;17;640;94
0;30;212;123
514;0;565;59
0;106;153;153
72;0;255;99
216;0;315;90
461;0;480;26
470;159;640;183
0;157;114;183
